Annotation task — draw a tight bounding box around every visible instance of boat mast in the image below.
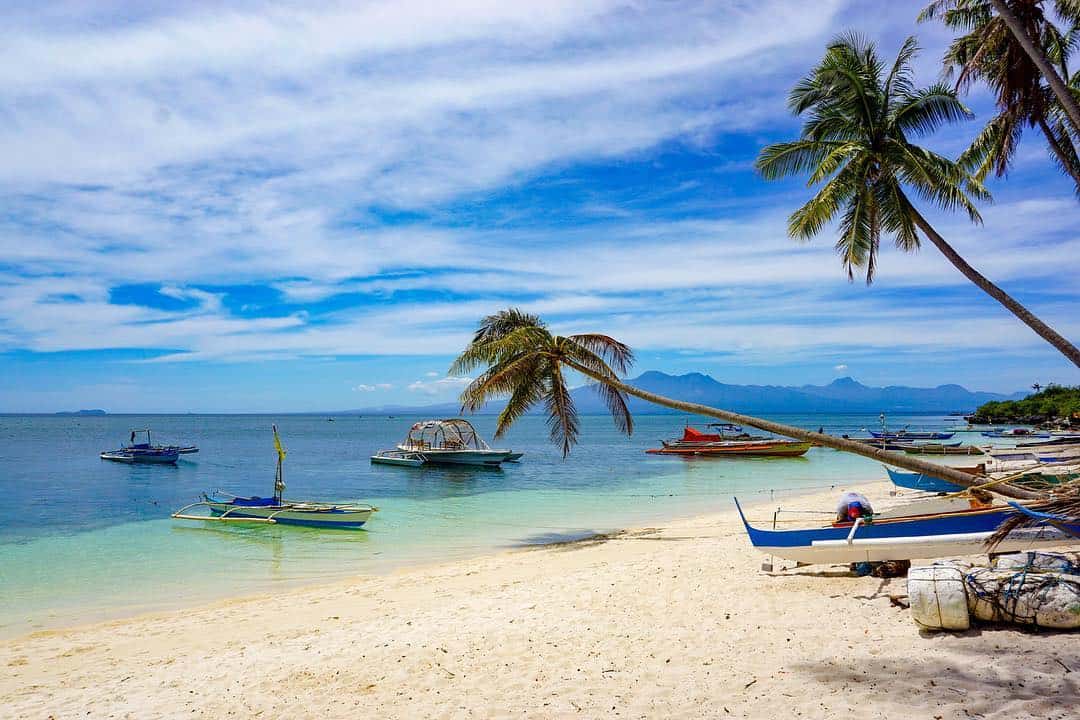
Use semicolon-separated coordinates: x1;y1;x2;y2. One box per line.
272;424;286;504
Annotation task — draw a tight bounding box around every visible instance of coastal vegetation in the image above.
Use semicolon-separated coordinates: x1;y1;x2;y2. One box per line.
973;384;1080;422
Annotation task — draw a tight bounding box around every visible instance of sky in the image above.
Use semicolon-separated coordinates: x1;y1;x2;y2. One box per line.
1;0;1078;413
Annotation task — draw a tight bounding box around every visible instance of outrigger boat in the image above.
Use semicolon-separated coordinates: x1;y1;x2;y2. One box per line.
396;419;518;466
734;496;1078;565
100;429;182;464
173;426;377;529
100;429;197;464
981;428;1050;438
900;443;984;456
868;430;956;440
885;465;984;493
646;439;812;457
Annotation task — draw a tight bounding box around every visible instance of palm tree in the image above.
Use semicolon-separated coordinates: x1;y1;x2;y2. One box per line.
920;0;1080;191
451;309;1039;500
988;0;1080;133
756;33;1080;368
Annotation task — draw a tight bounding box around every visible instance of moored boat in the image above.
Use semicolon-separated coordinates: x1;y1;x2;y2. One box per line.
900;443;984;456
173;425;377;529
981;428;1050;438
646;439;811;457
885;465;984;493
397;419;516;466
100;448;180;464
371;450;426;467
869;429;956;440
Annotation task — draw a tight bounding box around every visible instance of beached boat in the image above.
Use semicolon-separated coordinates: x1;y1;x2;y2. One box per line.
397;419;516;466
173;426;377;529
885;465;984;493
734;497;1078;565
646;439;811;457
371;450;426;467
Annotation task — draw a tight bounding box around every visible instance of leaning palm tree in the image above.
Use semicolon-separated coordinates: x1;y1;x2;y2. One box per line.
756;33;1080;368
450;309;1039;500
920;0;1080;191
987;0;1080;133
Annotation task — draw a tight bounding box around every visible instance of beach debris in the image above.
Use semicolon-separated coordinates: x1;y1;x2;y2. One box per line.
909;551;1080;631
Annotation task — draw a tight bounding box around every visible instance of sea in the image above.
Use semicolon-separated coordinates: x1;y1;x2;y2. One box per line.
0;412;980;638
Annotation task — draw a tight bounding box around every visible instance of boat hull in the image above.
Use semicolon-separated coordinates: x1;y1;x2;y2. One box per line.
885;467;966;493
101;450;179;464
734;499;1079;564
205;502;373;528
396;448;512;466
371;451;425;467
646;441;811;457
869;431;955;440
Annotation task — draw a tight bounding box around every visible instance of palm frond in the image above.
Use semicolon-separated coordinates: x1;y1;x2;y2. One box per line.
755;140;844;180
891;83;973;136
493;361;549;438
449;325;550;376
544;364;579;457
566;333;635;375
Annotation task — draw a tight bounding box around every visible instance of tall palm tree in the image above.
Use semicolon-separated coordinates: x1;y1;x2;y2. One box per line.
756;33;1080;368
451;309;1039;500
988;0;1080;133
920;0;1080;191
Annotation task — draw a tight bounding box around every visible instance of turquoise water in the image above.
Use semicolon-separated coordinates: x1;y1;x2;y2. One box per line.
0;412;975;637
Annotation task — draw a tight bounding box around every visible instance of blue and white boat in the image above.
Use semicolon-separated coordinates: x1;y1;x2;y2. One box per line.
173;426;377;530
869;430;955;440
100;429;195;464
734;497;1077;565
884;467;967;493
981;429;1050;439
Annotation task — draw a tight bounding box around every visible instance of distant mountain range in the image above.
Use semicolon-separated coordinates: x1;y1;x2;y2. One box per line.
342;372;1025;415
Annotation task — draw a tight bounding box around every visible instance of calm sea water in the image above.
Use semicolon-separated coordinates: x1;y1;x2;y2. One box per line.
0;412;977;636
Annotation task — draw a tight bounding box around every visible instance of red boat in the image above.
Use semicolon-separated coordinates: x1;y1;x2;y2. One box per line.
646;426;811;457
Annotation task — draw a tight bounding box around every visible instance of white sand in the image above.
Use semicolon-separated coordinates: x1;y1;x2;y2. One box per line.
2;481;1077;719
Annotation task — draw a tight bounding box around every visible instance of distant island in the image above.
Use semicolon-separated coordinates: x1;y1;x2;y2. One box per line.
54;409;107;416
971;385;1080;425
341;372;1025;416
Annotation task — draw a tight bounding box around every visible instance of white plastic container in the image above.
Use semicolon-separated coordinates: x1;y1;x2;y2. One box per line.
908;565;971;631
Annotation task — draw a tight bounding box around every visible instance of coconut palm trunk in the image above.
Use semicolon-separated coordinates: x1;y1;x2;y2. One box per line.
904;203;1080;367
989;0;1080;133
559;358;1041;500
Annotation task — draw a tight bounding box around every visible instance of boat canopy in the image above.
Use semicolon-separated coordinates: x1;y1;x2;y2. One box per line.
402;419;492;451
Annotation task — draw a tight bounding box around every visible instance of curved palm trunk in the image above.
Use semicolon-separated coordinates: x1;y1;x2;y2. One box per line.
562;358;1039;500
990;0;1080;135
1036;115;1080;191
907;206;1080;368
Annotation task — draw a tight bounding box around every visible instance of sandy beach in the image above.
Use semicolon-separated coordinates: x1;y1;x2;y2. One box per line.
2;480;1076;720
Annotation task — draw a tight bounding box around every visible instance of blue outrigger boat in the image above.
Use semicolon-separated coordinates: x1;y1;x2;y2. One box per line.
100;429;197;464
734;496;1077;565
885;466;968;493
869;430;955;440
172;426;377;529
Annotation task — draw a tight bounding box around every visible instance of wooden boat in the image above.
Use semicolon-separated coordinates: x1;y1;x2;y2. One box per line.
981;429;1050;438
885;465;983;493
646;439;811;457
100;429;195;463
1035;446;1080;464
901;443;984;456
869;430;955;440
173;426;377;529
397;418;516;466
850;437;914;451
734;497;1078;565
371;450;426;467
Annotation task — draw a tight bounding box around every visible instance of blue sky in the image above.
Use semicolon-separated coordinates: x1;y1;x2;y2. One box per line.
1;0;1078;412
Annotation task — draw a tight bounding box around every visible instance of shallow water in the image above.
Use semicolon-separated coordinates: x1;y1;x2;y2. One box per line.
0;412;977;636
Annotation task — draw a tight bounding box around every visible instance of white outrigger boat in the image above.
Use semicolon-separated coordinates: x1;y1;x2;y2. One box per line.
396;418;519;466
173;426;377;529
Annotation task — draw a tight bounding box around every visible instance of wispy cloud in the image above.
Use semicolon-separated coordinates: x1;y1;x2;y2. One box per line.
0;0;1077;408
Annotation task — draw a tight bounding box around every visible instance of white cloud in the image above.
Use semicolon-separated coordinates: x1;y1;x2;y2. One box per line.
407;376;473;396
834;364;848;372
424;371;440;377
353;383;393;392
